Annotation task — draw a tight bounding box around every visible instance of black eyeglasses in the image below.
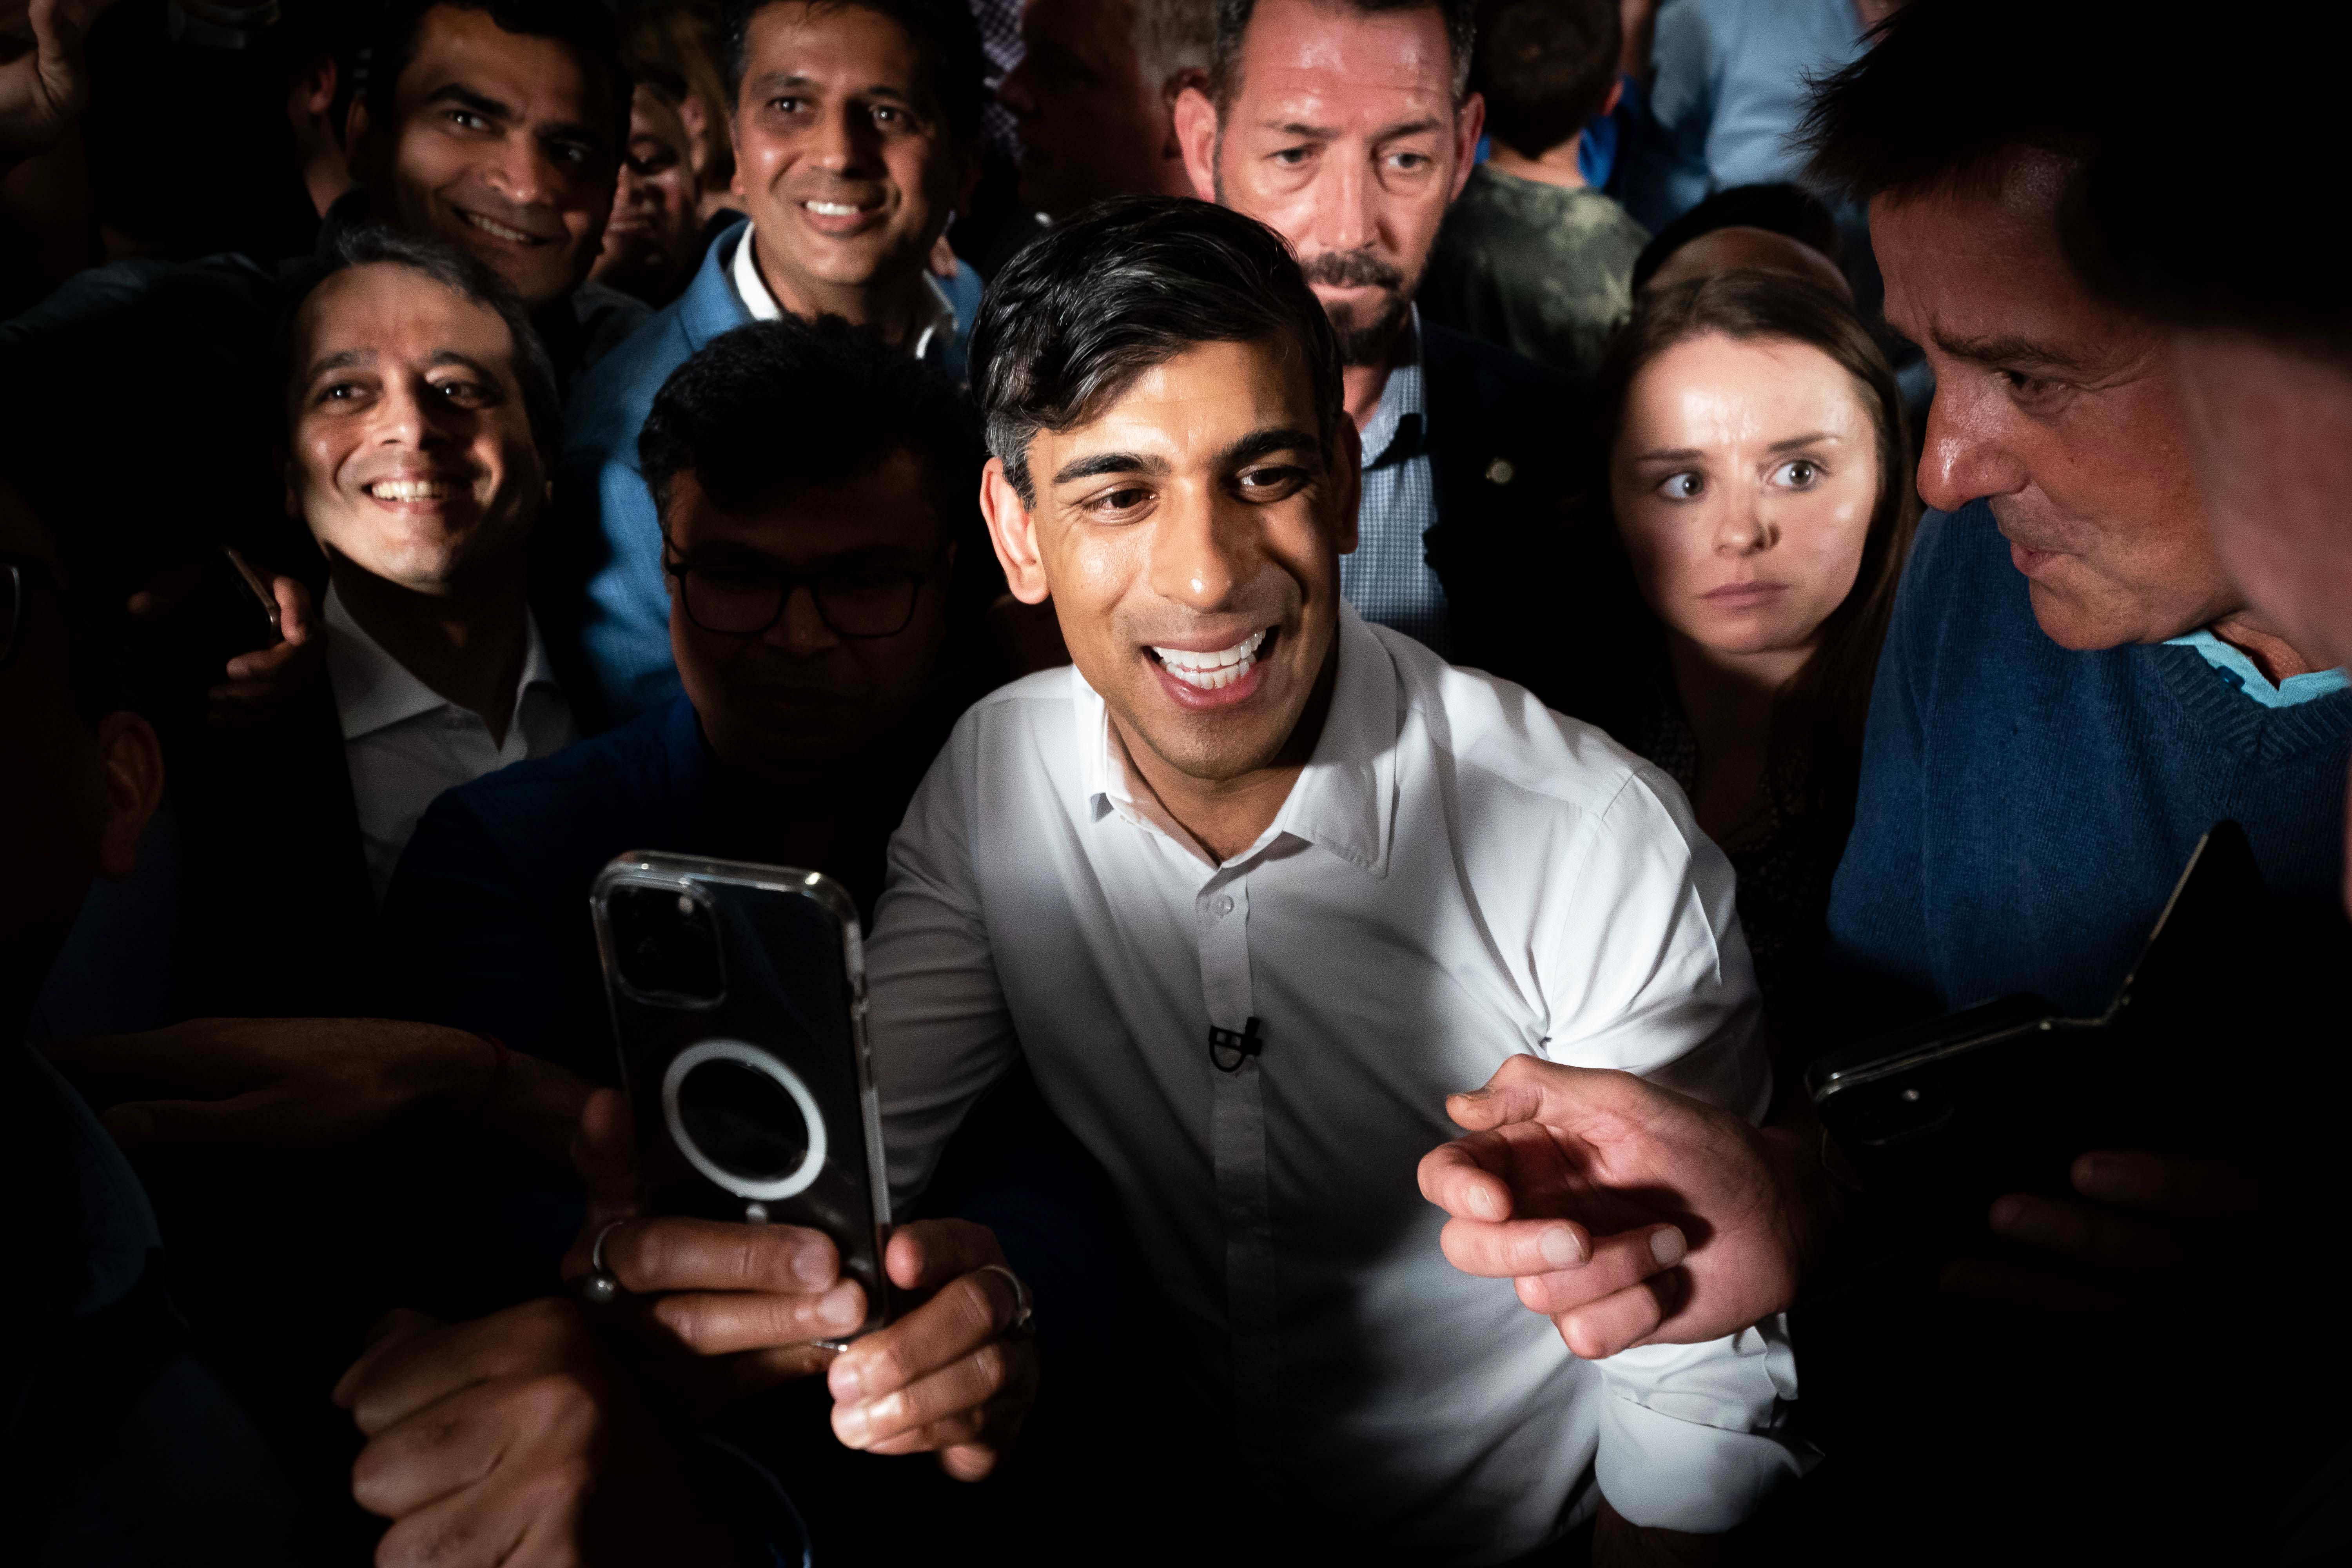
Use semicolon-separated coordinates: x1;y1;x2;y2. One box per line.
1;553;57;673
662;543;938;641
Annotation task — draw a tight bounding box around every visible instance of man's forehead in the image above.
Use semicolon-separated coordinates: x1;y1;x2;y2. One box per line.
1041;341;1319;465
1237;0;1455;113
746;1;927;91
676;453;940;552
399;5;602;120
297;267;516;370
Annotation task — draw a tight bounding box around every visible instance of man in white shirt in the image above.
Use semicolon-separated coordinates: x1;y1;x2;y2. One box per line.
561;0;992;724
868;198;1807;1561
288;224;579;898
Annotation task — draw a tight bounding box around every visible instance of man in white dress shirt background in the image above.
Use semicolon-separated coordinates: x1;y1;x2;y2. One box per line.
873;197;1807;1563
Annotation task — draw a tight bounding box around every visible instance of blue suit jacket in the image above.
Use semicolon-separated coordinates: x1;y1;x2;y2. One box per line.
553;221;984;727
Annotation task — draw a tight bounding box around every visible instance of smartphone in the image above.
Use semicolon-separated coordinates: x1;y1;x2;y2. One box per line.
219;546;282;639
1806;821;2261;1212
592;852;894;1339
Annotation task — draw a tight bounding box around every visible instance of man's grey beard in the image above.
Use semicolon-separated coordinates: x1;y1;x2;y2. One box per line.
1323;289;1412;366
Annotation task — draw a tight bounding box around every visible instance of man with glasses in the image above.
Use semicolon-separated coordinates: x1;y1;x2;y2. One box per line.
384;314;999;1076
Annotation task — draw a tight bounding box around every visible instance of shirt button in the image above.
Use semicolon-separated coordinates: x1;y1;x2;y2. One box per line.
1213;894;1236;916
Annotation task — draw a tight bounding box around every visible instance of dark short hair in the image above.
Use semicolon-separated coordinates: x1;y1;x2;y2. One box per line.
2065;20;2347;361
1631;182;1844;293
1211;0;1476;109
1474;0;1617;159
637;315;984;552
971;196;1345;506
292;224;565;457
719;0;987;145
364;0;631;151
1800;0;2118;205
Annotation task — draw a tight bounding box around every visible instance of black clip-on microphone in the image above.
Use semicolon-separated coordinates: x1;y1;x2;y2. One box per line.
1208;1016;1265;1073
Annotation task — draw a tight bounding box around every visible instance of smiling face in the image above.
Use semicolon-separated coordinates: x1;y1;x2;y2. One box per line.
1182;0;1479;365
665;450;952;775
1612;332;1880;661
1875;151;2229;649
287;263;545;595
353;5;621;311
983;338;1358;783
593;85;704;300
730;2;974;316
1000;0;1185;218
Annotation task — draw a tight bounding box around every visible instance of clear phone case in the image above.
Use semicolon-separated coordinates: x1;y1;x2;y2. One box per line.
591;851;893;1338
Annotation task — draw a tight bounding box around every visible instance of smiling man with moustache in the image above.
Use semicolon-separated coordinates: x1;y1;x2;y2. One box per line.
561;0;987;726
855;197;1805;1562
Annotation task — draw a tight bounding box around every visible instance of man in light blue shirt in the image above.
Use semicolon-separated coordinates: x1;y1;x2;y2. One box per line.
555;0;988;725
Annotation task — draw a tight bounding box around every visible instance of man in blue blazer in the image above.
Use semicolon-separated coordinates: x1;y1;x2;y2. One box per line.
555;0;990;726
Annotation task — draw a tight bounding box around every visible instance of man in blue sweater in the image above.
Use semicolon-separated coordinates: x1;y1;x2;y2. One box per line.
555;0;989;727
1424;2;2350;1551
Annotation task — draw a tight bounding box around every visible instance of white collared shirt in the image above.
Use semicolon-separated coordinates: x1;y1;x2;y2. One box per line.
322;588;577;900
730;221;960;363
868;606;1809;1555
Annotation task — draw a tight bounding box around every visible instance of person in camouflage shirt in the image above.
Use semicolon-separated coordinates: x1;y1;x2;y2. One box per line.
1421;0;1648;379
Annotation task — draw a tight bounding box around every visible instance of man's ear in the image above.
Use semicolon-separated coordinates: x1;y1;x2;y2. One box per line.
979;457;1051;606
1172;85;1220;203
1331;419;1363;558
344;95;376;181
1159;68;1209;162
92;713;165;883
1450;91;1486;204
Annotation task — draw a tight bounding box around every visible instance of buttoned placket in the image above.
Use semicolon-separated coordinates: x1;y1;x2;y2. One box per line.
1191;858;1285;1429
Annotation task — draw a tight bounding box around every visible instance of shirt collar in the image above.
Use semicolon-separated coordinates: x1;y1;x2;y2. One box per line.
1071;602;1400;878
1359;305;1427;471
731;222;959;360
323;584;562;742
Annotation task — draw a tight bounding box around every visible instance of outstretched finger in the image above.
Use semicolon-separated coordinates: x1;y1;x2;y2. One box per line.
1436;1214;1592;1277
1511;1225;1687;1316
1417;1136;1518;1222
102;1090;296;1147
1445;1053;1646;1136
2069;1150;2258;1218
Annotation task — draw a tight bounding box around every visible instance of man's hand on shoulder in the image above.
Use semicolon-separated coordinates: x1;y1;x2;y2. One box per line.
1419;1055;1823;1357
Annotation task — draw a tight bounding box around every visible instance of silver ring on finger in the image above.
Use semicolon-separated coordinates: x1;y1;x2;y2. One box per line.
575;1218;630;1307
975;1263;1035;1336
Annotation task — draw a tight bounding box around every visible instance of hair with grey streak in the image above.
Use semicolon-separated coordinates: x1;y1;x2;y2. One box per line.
293;224;564;459
1209;0;1475;110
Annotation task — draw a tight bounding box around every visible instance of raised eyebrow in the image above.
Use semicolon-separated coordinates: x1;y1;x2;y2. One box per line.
423;83;518;122
1052;450;1171;486
1221;427;1323;469
1632;446;1706;465
1933;330;2092;375
1765;431;1841;454
425;350;506;384
304;348;375;383
1375;117;1446;143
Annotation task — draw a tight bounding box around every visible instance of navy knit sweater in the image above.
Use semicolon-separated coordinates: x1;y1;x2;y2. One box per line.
1826;501;2352;1022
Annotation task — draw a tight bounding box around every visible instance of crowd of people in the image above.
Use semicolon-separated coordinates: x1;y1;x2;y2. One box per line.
3;1;2346;1563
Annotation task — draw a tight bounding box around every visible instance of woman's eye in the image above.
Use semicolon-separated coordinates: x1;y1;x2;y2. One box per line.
1655;471;1704;501
1775;460;1820;489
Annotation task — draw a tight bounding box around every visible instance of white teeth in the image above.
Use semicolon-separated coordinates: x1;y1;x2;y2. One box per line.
462;211;537;243
804;200;862;217
370;479;452;501
1152;629;1267;690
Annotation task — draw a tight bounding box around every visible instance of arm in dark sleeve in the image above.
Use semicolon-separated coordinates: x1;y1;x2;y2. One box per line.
381;792;568;1057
